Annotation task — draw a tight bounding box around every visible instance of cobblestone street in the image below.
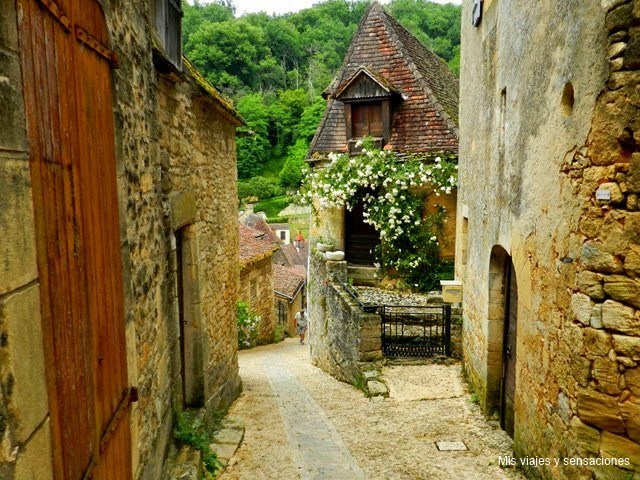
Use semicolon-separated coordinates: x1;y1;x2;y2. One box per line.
219;338;525;480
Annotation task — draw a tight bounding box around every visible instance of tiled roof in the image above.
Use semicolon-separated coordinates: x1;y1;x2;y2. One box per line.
310;2;459;156
273;265;305;300
239;224;277;266
243;214;282;245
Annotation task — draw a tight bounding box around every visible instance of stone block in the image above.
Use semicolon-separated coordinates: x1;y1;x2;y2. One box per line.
2;285;48;443
613;335;640;359
0;51;27;152
620;400;640;443
582;242;624;274
367;380;388;397
610;41;628;59
577;389;625;433
359;337;381;353
601;431;640;469
591;304;604;329
602;299;640;333
594;357;623;395
598;182;625;205
627;368;640;395
577;270;605;300
607;0;633;29
214;427;244;446
571;293;594;326
0;161;38;295
209;442;238;465
584;328;612;357
14;418;53;480
625;245;640;277
629;194;639;211
170;191;197;231
570;416;601;455
629;154;640;194
0;1;18;52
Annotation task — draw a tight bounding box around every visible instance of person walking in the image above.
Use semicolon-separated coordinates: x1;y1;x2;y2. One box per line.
295;308;308;345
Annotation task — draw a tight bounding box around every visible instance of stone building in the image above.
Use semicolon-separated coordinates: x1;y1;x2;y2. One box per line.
0;0;242;478
239;224;278;344
308;2;459;265
457;0;640;477
274;265;306;338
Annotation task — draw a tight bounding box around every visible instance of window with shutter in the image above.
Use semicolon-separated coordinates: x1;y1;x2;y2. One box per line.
152;0;183;69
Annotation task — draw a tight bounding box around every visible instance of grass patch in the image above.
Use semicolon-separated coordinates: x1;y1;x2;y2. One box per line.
261;155;286;179
173;408;221;475
254;195;291;219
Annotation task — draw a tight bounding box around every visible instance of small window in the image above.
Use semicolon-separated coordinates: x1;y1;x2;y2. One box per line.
352;103;383;138
280;231;286;240
152;0;183;70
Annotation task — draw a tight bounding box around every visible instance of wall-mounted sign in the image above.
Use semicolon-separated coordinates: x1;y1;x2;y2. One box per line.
596;188;611;201
472;0;483;27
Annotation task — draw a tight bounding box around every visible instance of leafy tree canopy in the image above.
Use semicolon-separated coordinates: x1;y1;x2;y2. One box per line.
183;0;461;189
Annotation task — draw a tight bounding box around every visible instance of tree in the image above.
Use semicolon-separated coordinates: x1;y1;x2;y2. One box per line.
185;19;271;95
236;94;271;178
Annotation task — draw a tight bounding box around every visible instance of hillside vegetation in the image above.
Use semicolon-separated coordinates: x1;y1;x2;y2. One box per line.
183;0;461;200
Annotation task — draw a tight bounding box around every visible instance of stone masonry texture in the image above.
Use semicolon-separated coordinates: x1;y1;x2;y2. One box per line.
458;0;640;478
0;1;242;478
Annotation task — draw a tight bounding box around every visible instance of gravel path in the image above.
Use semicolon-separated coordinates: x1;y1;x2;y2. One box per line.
219;338;524;480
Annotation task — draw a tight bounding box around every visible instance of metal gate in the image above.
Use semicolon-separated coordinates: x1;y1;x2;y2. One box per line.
18;0;133;477
380;305;452;357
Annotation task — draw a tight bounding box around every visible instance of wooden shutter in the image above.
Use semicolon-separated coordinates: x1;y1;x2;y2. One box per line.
18;0;133;478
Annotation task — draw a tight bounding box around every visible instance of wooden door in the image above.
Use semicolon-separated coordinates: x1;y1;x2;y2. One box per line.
352;103;383;138
501;261;517;438
18;0;133;478
345;196;380;265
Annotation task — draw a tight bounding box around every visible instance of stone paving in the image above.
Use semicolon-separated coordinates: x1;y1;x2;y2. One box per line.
219;338;525;480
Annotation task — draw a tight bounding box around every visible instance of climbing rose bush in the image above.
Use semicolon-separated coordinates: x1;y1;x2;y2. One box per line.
236;301;261;349
300;141;457;291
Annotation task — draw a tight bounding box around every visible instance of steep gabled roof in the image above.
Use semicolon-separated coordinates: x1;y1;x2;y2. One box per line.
333;67;400;101
310;2;459;156
273;265;305;301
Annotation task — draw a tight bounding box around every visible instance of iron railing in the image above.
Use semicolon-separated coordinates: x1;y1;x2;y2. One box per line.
379;304;452;357
341;283;452;357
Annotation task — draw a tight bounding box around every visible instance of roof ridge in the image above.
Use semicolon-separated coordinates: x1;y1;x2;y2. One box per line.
376;8;459;132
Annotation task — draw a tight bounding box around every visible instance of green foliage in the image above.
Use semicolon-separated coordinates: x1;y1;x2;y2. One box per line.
183;0;461;194
237;301;261;349
352;372;368;395
279;141;307;189
275;324;286;342
300;139;457;292
253;195;291;219
173;408;221;474
237;176;284;201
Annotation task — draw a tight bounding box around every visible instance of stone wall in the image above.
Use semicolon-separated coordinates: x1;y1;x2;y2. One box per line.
0;1;52;477
458;0;639;477
239;256;276;344
112;48;242;480
308;253;383;385
0;1;242;478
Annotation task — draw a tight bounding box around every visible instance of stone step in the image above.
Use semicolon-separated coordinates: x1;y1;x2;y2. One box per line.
347;265;379;287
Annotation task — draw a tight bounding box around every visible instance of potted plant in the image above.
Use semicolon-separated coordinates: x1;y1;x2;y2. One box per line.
316;237;334;252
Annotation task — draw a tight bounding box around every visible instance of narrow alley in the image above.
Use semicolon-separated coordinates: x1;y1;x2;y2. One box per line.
220;339;524;480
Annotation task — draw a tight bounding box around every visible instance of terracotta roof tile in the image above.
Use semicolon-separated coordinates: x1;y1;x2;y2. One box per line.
273;265;305;300
310;2;458;156
239;224;277;266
